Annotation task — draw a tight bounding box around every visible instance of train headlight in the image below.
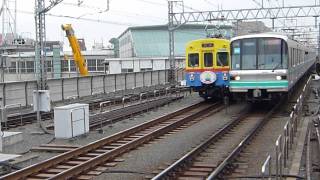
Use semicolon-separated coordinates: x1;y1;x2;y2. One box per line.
276;76;282;80
235;76;241;81
223;72;228;80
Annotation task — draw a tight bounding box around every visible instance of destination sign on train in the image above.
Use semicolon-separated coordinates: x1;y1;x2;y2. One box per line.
202;43;214;48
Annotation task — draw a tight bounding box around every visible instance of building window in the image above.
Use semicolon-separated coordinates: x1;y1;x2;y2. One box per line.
121;68;133;73
61;60;69;72
46;61;52;72
8;62;16;73
141;68;152;72
97;59;104;71
87;59;97;71
18;61;26;73
26;61;35;73
70;60;76;72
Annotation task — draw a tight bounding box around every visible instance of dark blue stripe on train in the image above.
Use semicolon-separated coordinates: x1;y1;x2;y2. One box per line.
186;71;230;89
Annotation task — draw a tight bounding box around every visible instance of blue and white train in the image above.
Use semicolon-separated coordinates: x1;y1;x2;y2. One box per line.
229;33;317;101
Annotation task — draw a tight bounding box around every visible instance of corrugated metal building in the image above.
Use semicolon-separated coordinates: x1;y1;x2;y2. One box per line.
118;24;232;58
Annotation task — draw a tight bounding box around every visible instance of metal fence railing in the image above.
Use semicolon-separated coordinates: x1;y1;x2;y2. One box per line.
261;75;312;179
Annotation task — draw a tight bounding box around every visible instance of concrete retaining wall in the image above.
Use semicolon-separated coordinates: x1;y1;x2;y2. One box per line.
0;69;185;107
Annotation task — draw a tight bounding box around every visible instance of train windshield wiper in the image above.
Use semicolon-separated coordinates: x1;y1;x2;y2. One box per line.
258;63;265;69
217;58;224;67
272;63;281;72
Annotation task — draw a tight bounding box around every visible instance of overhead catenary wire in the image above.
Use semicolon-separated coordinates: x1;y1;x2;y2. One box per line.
250;0;287;29
16;9;138;26
202;0;220;9
136;0;167;7
63;0;167;22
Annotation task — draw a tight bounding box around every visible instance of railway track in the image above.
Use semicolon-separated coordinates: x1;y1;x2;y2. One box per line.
152;101;282;180
45;96;183;131
1;101;223;180
3;112;52;129
2;86;189;130
89;96;183;130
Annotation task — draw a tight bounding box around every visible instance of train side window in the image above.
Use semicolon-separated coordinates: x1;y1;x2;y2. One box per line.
297;49;299;65
216;52;229;67
293;49;296;66
289;48;292;67
294;49;296;66
296;49;298;65
188;53;199;67
299;50;301;64
305;51;308;62
296;49;300;65
292;48;294;66
282;41;288;68
204;53;213;67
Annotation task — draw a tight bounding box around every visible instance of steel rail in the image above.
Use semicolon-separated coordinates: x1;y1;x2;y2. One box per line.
306;127;312;180
151;106;251;180
1;102;222;180
2;86;189;130
207;99;283;179
316;127;320;156
89;96;182;130
52;104;221;179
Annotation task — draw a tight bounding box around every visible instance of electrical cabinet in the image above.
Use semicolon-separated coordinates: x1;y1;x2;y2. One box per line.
54;103;89;139
33;90;51;112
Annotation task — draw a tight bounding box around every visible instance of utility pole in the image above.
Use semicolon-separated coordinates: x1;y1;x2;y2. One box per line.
168;0;175;84
35;0;47;90
34;0;63;125
35;0;63;90
168;0;184;85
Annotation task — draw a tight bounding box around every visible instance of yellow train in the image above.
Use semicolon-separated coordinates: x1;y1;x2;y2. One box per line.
185;38;230;99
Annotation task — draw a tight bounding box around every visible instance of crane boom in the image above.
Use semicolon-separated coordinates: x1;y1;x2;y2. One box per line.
62;24;88;76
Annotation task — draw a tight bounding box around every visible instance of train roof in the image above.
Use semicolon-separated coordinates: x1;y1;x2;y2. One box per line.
231;33;289;42
186;38;230;45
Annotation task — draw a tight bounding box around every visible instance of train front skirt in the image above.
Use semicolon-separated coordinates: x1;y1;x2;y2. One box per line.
186;71;229;99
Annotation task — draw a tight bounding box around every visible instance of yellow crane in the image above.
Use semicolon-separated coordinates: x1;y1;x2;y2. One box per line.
61;24;89;76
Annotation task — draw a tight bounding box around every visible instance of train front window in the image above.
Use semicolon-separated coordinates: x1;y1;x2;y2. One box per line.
188;53;199;67
231;38;288;70
242;39;257;70
258;38;282;70
204;53;213;67
216;52;229;67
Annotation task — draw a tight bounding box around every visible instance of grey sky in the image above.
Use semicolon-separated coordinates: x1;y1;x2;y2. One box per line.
1;0;318;50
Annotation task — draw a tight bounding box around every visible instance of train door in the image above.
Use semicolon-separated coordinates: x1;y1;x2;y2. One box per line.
203;51;214;70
